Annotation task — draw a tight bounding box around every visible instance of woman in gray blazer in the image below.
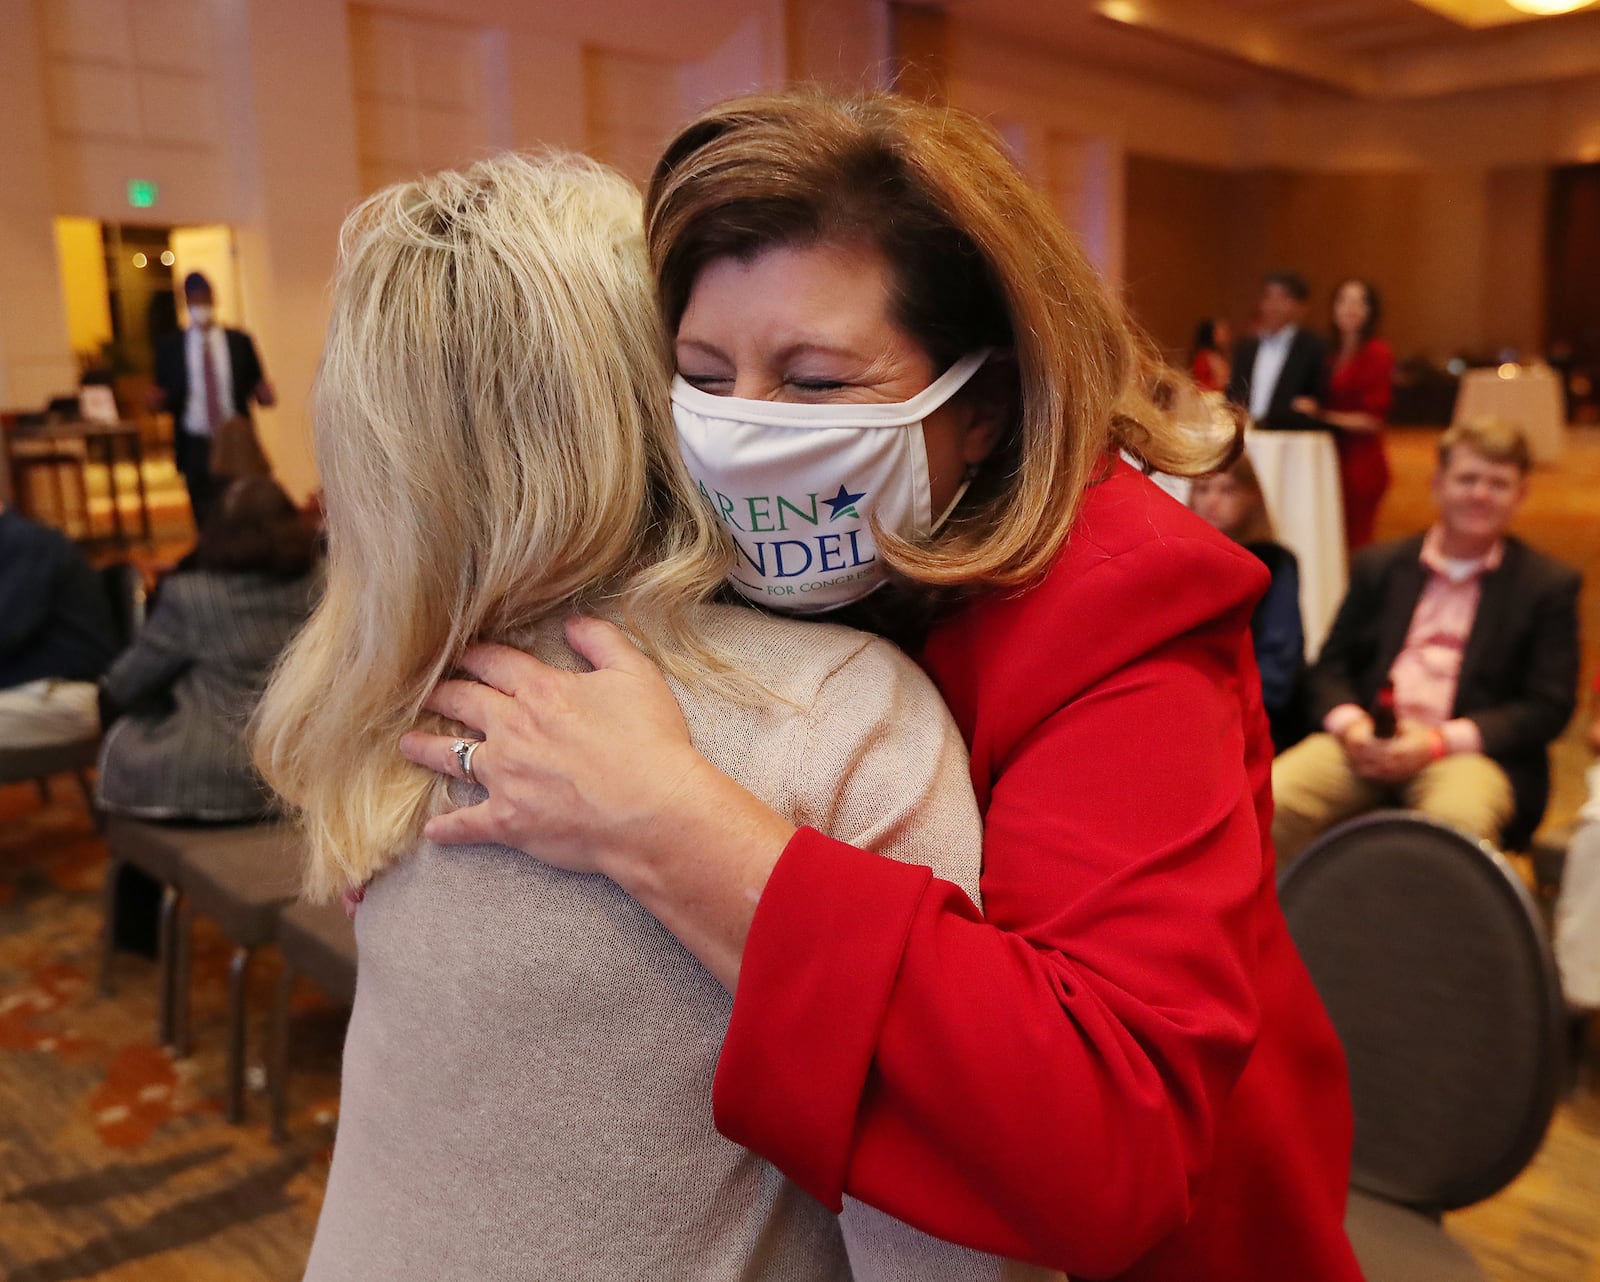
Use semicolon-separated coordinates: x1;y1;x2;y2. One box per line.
97;478;317;820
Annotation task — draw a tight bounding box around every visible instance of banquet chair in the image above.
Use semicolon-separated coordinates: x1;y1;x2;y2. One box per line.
1277;811;1565;1282
0;739;102;810
171;823;303;1122
268;899;357;1143
101;817;302;1121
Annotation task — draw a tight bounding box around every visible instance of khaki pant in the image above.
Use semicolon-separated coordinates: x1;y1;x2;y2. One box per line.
1272;732;1515;867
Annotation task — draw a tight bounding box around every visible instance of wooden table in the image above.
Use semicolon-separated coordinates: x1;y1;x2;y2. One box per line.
12;419;152;545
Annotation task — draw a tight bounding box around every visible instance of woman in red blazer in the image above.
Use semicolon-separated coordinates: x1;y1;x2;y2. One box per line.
400;93;1363;1281
1295;279;1394;551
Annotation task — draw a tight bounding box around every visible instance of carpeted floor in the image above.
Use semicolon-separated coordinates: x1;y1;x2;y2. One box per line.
2;427;1596;1280
0;781;341;1282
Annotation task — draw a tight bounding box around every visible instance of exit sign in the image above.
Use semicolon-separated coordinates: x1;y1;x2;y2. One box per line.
127;180;158;209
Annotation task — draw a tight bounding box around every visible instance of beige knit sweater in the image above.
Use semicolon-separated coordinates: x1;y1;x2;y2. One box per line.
303;605;1061;1281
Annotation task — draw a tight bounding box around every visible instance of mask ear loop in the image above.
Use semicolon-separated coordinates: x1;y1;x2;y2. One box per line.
929;463;981;536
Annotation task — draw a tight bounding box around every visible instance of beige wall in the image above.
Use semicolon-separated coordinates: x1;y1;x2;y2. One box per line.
8;0;802;497
1265;80;1600;173
1123;156;1237;364
52;215;113;361
0;0;79;420
41;0;237;227
6;0;1600;501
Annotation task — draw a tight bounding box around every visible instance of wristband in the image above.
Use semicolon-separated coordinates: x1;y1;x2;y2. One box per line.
1427;728;1447;762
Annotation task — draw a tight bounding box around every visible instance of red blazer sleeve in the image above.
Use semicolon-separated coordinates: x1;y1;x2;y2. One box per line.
716;532;1271;1276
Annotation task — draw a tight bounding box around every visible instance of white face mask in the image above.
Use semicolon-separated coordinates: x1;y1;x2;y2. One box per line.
188;304;215;328
671;351;988;614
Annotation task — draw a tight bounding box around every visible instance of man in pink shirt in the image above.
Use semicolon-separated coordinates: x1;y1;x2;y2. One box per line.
1273;420;1580;864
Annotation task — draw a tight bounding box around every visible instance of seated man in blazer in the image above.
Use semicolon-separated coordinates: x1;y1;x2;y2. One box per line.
1226;271;1328;431
153;272;275;526
1273;419;1580;863
0;500;118;749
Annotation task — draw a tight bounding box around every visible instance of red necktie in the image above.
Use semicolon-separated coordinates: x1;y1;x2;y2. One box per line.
202;333;224;434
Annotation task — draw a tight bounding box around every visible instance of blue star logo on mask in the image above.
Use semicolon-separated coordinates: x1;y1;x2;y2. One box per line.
823;484;866;522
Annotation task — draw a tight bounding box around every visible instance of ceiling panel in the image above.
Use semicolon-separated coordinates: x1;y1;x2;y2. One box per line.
949;0;1600;100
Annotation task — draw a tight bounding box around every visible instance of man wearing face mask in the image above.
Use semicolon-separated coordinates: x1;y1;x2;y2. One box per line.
153;272;276;526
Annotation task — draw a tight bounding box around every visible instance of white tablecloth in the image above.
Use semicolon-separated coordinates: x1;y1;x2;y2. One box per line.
1453;366;1565;464
1244;430;1347;660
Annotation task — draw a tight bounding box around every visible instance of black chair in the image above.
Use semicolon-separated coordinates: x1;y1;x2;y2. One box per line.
1278;811;1565;1281
268;899;357;1143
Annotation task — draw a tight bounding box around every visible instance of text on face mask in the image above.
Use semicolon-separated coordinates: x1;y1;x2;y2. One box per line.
696;480;878;582
748;565;878;598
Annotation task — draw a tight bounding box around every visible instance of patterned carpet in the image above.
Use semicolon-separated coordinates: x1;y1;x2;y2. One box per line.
2;428;1596;1279
0;781;337;1282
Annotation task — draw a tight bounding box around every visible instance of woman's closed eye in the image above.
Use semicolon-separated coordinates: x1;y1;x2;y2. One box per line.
677;372;854;400
679;371;733;391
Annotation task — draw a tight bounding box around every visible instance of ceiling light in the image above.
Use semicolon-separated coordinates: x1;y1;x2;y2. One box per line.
1413;0;1596;24
1505;0;1594;13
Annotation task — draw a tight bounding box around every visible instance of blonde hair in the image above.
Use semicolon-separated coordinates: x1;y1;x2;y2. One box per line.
646;90;1234;590
1438;419;1531;474
253;152;735;901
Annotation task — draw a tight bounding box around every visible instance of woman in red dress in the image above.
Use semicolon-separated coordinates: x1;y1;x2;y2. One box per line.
1296;279;1393;551
1189;316;1232;393
398;93;1363;1281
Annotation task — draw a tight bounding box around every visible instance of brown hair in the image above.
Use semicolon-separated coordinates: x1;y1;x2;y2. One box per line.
195;476;317;579
1192;453;1276;546
1438;419;1531;475
645;90;1232;591
1330;278;1382;346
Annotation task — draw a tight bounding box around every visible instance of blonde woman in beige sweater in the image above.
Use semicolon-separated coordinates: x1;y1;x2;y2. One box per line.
253;154;1053;1281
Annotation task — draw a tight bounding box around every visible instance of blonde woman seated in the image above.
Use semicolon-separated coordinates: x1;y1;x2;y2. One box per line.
254;154;1050;1281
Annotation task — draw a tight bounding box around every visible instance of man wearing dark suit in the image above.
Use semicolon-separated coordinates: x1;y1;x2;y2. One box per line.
0;501;117;748
1226;271;1328;431
1271;421;1580;864
153;272;275;526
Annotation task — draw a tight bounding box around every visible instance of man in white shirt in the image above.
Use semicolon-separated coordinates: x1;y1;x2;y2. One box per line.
153;272;275;525
1225;272;1327;432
